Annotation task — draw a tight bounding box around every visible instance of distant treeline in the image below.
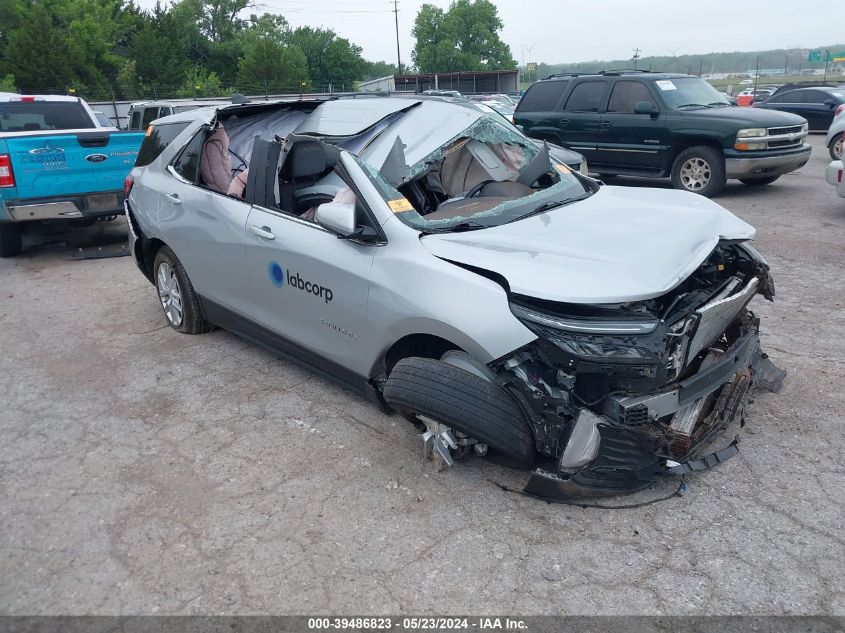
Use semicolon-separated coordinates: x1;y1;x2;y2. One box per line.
533;45;845;78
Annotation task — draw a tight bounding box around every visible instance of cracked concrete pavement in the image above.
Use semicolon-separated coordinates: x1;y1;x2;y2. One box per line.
0;134;842;615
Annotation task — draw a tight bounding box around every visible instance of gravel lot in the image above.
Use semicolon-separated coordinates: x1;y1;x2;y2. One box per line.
1;134;842;616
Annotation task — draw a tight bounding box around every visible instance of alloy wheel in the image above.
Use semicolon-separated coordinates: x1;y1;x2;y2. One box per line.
680;157;712;191
156;262;184;326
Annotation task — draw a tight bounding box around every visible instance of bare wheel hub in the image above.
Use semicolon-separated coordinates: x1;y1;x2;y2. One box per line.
417;415;486;468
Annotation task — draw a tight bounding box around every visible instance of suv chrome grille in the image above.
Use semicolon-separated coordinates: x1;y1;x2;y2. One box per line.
768;125;803;136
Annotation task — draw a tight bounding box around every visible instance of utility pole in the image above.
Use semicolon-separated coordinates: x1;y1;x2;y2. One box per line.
632;47;641;70
393;0;402;75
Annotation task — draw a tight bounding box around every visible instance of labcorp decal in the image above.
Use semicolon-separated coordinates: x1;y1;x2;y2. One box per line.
267;261;333;303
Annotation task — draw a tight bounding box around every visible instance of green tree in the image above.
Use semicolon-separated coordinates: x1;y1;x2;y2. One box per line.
363;61;399;81
412;0;515;73
0;74;17;92
3;4;78;93
236;20;309;94
288;26;368;90
127;4;191;97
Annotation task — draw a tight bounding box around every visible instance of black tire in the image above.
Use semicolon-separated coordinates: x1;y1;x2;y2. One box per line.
830;132;844;160
0;223;22;258
739;175;780;186
152;245;211;335
383;357;536;467
670;145;726;197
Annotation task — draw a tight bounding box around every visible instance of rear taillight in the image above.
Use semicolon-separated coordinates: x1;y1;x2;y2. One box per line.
124;174;134;197
838;169;843;184
0;154;15;188
836;104;845;118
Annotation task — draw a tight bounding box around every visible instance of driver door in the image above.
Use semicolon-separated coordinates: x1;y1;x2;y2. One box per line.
243;148;380;378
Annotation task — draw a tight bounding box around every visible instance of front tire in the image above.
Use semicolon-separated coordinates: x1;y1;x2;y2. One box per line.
671;145;726;197
153;246;211;334
383;357;536;467
739;175;780;186
0;223;22;258
830;132;844;160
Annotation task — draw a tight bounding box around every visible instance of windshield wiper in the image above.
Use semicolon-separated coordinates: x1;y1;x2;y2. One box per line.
449;221;490;232
675;103;710;109
510;193;592;223
707;101;730;107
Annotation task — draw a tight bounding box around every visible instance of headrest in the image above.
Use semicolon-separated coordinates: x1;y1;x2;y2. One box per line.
281;141;328;181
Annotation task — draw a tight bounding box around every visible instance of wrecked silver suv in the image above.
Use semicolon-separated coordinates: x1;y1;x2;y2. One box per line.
125;95;784;500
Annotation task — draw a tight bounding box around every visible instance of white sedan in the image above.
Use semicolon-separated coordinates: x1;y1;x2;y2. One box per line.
826;160;845;198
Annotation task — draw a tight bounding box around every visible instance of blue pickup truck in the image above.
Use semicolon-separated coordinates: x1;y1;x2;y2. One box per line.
0;94;145;256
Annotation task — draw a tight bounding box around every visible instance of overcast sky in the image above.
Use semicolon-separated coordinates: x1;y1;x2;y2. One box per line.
135;0;841;65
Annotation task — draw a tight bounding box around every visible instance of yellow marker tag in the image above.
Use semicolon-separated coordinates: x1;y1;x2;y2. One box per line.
718;264;725;271
554;163;571;174
387;198;413;213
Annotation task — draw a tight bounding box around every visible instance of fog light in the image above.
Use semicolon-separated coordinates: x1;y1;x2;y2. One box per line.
559;409;602;472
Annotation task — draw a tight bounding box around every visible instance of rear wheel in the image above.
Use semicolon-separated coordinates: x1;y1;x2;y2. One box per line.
0;223;22;258
671;145;726;197
153;246;211;334
830;132;844;160
383;356;536;467
739;175;780;186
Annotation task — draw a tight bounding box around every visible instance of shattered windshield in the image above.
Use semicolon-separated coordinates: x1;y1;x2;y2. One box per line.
355;115;593;232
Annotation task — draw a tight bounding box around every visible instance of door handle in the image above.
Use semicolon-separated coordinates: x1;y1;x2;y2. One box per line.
558;118;569;126
248;224;276;240
164;193;181;205
599;120;613;128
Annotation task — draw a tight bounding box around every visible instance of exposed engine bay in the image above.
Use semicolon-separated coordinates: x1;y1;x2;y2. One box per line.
492;241;785;498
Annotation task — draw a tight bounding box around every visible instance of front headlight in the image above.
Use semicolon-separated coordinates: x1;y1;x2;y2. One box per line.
579;160;589;176
800;122;809;134
510;303;660;365
737;128;767;138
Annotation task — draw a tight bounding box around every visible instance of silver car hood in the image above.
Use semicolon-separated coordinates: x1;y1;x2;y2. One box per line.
420;186;756;304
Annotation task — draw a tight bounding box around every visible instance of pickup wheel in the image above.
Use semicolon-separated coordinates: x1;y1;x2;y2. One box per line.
739;175;780;186
383;357;536;468
830;132;844;160
0;223;22;258
153;246;211;335
671;146;726;197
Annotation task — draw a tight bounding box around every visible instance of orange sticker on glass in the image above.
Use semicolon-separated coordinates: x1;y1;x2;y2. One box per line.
387;198;413;213
554;163;571;174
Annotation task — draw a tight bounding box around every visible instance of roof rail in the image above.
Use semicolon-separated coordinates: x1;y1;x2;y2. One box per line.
598;69;655;75
543;73;585;80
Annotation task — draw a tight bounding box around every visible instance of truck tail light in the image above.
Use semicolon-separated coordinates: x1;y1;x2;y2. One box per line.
0;154;15;188
124;174;134;197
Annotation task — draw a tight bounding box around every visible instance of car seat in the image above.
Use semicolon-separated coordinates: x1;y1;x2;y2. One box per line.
200;123;233;194
277;141;332;214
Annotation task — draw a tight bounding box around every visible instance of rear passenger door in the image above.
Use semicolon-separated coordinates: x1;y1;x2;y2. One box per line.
556;80;609;163
513;80;569;144
595;80;669;172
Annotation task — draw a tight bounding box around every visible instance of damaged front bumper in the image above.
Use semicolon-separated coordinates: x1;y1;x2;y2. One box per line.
520;327;786;501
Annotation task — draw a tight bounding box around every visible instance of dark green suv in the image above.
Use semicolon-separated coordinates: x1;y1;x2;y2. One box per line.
514;71;811;197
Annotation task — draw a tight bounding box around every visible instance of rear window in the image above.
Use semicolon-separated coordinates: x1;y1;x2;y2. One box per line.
516;81;568;112
564;81;607;112
135;122;191;167
0;101;95;132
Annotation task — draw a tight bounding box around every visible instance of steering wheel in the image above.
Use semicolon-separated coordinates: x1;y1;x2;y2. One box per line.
464;179;496;198
229;148;248;178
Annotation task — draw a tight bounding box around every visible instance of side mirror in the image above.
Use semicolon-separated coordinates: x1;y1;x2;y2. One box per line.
315;201;357;236
315;201;380;243
634;101;658;117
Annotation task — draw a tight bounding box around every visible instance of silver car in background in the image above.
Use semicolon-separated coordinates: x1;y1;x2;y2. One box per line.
125;95;784;500
825;106;845;160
